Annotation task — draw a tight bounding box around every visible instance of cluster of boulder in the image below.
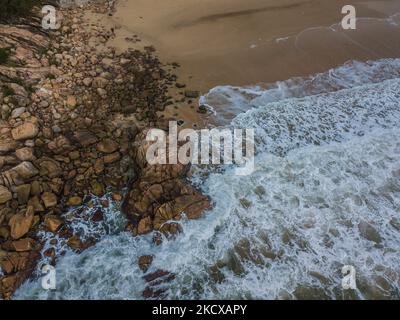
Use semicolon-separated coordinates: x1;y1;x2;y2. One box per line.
0;2;210;299
123;129;211;241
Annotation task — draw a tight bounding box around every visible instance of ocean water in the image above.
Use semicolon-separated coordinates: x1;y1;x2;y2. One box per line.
14;59;400;300
200;58;400;125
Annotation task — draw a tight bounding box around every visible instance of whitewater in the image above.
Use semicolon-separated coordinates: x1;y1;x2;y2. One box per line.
14;58;400;300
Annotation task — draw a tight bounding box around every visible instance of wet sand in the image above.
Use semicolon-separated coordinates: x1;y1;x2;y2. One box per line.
89;0;400;127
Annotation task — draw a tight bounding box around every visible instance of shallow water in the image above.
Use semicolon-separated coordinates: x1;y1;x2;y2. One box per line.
14;59;400;300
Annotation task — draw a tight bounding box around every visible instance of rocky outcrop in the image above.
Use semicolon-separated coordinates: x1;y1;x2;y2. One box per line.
0;1;207;300
0;1;173;299
0;242;42;300
122;129;211;241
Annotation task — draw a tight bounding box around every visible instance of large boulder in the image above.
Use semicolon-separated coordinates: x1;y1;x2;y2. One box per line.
15;147;35;161
122;128;211;237
12;162;39;180
44;215;64;233
11;122;39;141
8;207;34;240
36;157;62;178
153;195;210;230
0;162;39;187
41;192;58;208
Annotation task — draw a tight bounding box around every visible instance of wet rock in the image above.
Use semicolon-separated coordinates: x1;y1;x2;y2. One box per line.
122;128;211;235
0;276;17;299
142;286;166;299
43;247;56;258
389;217;400;231
159;223;182;237
11;238;35;252
293;285;331;300
153;195;210;230
11;122;39;141
0;244;41;299
142;269;175;299
44;215;64;233
41;192;58;208
137;216;152;235
67;196;83;206
8;207;34;240
143;269;175;283
198;105;208;114
358;220;382;243
152;232;163;246
111;192;122;201
91;209;103;222
90;180;104;196
67;235;82;251
138;255;153;272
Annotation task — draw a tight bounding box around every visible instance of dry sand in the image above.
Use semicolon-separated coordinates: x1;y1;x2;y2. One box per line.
88;0;400;127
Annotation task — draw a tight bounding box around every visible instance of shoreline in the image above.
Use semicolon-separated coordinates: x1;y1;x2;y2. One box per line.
0;1;211;299
2;0;400;300
96;0;400;128
107;0;400;89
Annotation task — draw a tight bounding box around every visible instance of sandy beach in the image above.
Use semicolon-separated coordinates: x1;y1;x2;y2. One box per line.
84;0;400;128
104;0;400;88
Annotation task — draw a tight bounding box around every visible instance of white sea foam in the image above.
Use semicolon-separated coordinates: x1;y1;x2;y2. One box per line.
167;128;400;299
14;59;400;300
200;58;400;125
231;77;400;156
